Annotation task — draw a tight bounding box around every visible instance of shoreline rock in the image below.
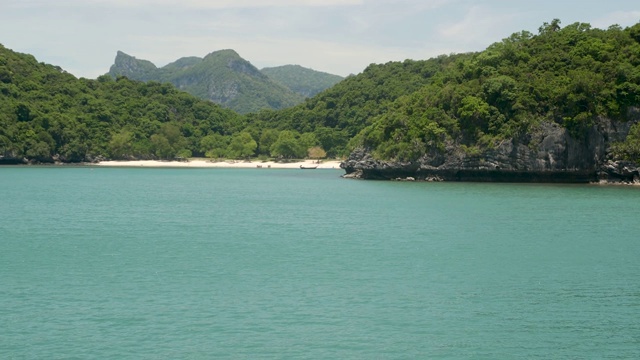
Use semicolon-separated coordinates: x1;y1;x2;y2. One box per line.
341;117;640;184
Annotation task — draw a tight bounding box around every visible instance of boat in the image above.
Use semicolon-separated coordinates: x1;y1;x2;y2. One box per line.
300;164;318;169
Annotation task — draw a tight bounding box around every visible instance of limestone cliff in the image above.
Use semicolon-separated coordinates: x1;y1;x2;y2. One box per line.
341;115;640;184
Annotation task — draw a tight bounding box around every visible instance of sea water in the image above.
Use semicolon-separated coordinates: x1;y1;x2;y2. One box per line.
1;167;639;359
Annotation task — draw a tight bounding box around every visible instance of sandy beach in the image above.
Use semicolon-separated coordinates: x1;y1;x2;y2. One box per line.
94;159;343;169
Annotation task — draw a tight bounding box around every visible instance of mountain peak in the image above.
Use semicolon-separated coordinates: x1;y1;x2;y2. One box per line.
109;51;157;80
210;49;240;57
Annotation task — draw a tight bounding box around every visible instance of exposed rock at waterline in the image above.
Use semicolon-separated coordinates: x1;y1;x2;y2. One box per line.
341;117;640;183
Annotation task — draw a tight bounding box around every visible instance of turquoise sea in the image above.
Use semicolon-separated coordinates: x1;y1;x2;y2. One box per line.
1;167;639;359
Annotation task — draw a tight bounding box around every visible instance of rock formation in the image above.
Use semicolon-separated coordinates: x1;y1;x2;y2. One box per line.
341;116;640;184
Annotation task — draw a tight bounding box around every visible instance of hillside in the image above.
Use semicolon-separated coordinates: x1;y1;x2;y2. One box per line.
261;65;343;97
108;50;304;114
0;45;330;163
0;44;244;163
251;20;640;181
341;21;640;181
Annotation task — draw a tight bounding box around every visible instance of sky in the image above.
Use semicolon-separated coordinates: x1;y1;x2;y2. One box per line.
1;0;639;79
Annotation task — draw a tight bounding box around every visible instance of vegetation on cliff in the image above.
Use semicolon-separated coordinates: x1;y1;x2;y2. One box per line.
349;21;640;163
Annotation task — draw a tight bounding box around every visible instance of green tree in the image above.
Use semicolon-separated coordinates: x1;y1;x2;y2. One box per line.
258;129;279;155
108;130;134;159
200;133;229;158
299;132;319;150
150;134;174;159
227;132;257;159
457;96;491;136
270;130;305;159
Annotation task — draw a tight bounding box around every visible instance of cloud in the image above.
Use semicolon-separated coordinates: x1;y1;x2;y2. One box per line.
591;10;640;29
437;5;518;47
120;33;450;77
9;0;364;9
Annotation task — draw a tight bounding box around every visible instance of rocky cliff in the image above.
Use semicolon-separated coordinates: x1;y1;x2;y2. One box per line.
341;115;640;184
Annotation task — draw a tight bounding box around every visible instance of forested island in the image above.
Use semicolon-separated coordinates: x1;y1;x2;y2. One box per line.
1;20;639;182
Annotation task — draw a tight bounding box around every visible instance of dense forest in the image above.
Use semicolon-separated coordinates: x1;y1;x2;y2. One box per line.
354;21;640;163
1;20;639;164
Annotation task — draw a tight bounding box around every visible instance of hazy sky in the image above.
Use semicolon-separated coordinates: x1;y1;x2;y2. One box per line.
1;0;639;79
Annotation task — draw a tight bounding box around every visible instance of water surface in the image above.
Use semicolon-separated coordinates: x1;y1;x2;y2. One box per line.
1;168;639;358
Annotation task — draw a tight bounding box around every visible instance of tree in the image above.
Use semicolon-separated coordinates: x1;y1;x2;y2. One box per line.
308;146;326;160
108;130;134;159
25;141;51;162
150;134;174;159
299;132;319;150
16;103;31;122
539;19;561;34
227;132;257;159
200;133;229;158
270;130;306;159
457;96;491;135
258;129;279;155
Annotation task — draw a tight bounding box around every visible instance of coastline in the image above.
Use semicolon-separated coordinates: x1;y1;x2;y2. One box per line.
92;159;343;169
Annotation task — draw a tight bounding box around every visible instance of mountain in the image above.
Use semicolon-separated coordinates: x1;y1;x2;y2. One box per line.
0;44;242;163
108;50;304;114
0;45;332;163
3;20;640;182
261;65;343;97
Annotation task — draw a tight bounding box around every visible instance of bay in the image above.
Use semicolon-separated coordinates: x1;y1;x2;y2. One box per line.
1;167;639;359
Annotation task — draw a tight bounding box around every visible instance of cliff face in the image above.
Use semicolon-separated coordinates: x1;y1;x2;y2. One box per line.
341;115;640;184
108;51;158;81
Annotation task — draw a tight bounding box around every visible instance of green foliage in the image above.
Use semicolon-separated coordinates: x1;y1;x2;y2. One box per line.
0;43;240;162
347;20;640;161
108;130;134;159
258;128;279;155
251;55;467;142
611;123;640;164
270;130;306;159
200;133;229;159
227;132;257;159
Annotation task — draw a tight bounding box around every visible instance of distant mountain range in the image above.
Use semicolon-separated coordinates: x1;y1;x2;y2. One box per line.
108;50;343;114
261;65;344;98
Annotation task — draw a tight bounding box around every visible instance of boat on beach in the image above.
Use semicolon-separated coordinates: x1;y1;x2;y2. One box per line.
300;165;318;169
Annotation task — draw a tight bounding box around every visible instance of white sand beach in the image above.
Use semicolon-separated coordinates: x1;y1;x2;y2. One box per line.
94;159;343;169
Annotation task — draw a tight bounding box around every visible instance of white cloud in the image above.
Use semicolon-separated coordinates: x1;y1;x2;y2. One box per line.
121;34;449;77
5;0;636;80
9;0;364;9
591;10;640;29
437;5;518;47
